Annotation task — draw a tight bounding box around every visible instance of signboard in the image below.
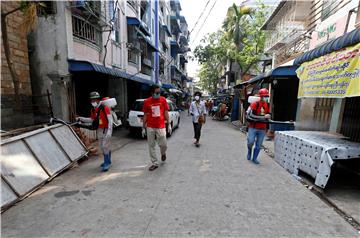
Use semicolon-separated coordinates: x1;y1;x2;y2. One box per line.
296;43;360;98
309;15;347;50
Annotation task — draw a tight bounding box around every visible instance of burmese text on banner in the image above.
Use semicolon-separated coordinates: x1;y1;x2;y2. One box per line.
296;43;360;98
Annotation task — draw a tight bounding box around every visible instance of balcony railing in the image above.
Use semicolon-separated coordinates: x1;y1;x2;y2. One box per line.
72;14;101;47
274;34;310;66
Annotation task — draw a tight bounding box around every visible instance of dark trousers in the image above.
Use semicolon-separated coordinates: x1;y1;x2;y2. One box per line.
193;122;202;141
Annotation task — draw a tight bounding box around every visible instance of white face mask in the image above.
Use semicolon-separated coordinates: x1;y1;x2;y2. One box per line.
91;102;98;108
195;96;200;101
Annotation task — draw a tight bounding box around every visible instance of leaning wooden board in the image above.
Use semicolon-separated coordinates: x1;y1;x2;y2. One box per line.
0;124;88;210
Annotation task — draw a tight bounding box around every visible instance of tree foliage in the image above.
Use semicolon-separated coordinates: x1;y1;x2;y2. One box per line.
193;2;268;92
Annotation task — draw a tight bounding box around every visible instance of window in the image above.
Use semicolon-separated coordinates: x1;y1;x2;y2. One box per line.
127;25;139;64
141;42;154;76
37;1;56;16
321;0;338;21
132;101;144;111
109;2;120;44
159;58;165;77
72;14;101;46
152;19;155;34
169;103;176;111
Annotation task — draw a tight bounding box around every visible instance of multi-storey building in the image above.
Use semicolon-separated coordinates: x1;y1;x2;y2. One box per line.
259;0;360;141
27;0;188;123
169;0;189;92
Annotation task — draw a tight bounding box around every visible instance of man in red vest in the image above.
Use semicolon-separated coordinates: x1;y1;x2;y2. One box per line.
77;92;113;172
246;88;271;164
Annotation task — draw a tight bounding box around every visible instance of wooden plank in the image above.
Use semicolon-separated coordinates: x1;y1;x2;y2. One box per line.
24;132;71;175
50;126;87;161
0;141;49;196
1;178;18;208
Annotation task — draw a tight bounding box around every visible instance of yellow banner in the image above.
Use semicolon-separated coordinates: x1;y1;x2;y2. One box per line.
296;43;360;98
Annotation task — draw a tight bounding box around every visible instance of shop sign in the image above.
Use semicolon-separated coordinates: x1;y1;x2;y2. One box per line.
296;43;360;98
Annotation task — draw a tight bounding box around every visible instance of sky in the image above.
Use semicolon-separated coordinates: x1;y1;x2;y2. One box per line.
180;0;278;80
181;0;245;80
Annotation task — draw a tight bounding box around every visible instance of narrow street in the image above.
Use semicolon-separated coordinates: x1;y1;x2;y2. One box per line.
1;114;357;237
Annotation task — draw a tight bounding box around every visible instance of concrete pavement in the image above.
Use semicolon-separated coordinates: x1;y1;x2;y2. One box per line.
1;114;358;237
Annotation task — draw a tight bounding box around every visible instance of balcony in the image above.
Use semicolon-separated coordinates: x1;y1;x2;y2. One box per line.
72;14;101;47
265;22;306;53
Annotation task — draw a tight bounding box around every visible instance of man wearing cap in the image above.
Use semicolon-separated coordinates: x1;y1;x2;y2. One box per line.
77;92;113;172
246;88;271;164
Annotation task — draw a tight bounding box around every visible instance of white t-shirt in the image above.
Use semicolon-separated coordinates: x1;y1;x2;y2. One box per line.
189;100;207;123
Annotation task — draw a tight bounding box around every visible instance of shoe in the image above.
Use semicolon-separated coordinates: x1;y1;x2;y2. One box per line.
149;165;159;171
161;154;167;161
252;148;261;162
252;159;260;165
247;148;252;160
101;154;110;172
100;151;112;167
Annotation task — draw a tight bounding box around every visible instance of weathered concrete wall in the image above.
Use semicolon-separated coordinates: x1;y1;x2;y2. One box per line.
28;1;72;121
1;1;34;129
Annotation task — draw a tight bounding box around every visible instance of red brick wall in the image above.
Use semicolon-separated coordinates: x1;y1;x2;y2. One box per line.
1;1;33;129
1;1;32;95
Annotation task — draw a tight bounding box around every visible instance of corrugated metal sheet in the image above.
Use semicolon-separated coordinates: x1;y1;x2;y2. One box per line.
0;124;88;211
1;179;18;207
1;140;50;196
24;132;71;175
50;126;87;161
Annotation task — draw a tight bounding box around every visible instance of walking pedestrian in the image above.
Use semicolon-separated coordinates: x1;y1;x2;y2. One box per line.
142;84;170;171
189;92;207;147
246;88;271;164
77;92;113;172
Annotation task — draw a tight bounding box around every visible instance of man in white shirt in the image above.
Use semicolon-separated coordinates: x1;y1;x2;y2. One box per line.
189;92;207;147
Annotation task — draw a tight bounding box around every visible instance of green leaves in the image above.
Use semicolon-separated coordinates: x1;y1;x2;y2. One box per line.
194;2;268;92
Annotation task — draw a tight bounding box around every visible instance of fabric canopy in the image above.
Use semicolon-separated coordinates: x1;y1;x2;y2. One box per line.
68;59;153;85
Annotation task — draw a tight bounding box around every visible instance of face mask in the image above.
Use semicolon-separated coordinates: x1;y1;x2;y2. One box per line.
195;96;200;101
153;93;160;99
263;97;269;103
91;102;98;107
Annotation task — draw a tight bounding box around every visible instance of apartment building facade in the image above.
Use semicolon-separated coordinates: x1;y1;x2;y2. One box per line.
27;0;189;123
261;0;360;141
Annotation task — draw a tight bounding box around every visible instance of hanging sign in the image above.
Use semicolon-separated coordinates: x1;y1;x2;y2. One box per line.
296;43;360;98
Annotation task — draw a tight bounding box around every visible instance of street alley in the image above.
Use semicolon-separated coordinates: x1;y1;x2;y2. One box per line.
1;114;358;238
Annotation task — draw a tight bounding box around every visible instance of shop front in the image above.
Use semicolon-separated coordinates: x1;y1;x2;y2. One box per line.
274;28;360;189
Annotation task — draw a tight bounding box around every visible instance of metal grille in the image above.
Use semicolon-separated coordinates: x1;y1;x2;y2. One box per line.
313;98;335;131
341;97;360;142
72;14;101;46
